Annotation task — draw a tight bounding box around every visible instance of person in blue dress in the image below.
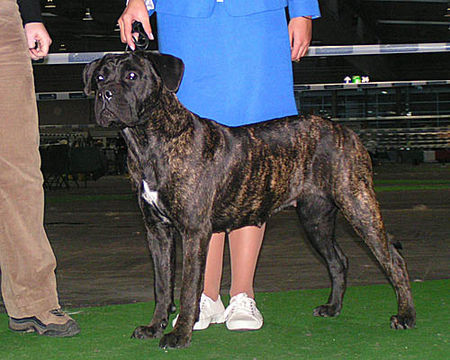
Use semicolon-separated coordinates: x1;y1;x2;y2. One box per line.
119;0;321;331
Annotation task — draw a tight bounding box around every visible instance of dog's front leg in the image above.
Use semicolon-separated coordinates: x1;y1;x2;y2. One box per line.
132;221;177;340
159;228;210;349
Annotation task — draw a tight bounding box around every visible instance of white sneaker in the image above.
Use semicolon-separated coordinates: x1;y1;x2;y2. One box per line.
224;293;263;331
172;293;225;331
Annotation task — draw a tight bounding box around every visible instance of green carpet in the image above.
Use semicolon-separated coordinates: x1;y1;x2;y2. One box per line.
43;178;450;204
0;280;448;359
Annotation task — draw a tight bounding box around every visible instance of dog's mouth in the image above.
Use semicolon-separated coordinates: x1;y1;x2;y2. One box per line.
94;89;142;128
96;106;121;127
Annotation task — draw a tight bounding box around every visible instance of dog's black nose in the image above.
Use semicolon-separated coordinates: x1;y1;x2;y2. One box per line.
98;90;113;101
104;90;113;101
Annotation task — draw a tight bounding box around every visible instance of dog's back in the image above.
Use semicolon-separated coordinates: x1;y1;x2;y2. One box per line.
209;114;371;232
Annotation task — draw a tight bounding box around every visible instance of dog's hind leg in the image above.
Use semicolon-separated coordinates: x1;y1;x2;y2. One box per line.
335;176;416;329
296;194;348;317
132;220;178;340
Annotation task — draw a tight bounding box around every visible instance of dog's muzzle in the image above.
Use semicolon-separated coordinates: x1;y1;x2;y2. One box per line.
98;89;113;102
94;88;120;127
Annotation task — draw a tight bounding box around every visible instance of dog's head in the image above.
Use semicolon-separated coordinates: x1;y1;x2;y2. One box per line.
83;51;184;128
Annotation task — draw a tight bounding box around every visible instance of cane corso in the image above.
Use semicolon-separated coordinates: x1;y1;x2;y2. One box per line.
83;51;416;349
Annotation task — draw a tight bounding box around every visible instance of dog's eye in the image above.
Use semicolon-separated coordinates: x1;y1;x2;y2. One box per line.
96;75;105;82
126;72;138;80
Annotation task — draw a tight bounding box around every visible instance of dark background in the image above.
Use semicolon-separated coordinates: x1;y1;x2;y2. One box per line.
34;0;450;92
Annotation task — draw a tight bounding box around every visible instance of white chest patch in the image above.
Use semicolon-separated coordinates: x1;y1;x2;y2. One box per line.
142;180;159;207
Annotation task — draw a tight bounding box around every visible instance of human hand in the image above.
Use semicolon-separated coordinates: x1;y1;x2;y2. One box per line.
24;22;52;60
288;16;312;62
118;0;154;50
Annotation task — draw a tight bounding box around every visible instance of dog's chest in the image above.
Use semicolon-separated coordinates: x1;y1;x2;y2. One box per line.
140;179;172;223
142;180;159;207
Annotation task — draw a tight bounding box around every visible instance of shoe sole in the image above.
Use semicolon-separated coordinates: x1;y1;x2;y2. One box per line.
173;312;225;331
9;319;80;337
193;313;225;331
226;320;263;331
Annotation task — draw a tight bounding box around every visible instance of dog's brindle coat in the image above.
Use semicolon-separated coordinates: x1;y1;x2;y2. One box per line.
83;51;416;349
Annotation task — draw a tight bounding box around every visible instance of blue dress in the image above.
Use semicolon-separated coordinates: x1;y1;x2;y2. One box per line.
156;2;318;126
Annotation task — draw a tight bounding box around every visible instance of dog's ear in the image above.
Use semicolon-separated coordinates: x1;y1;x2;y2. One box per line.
145;52;185;93
82;58;102;95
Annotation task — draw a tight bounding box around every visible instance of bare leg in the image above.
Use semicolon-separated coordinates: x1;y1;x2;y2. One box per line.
228;224;266;298
202;225;265;300
203;232;226;301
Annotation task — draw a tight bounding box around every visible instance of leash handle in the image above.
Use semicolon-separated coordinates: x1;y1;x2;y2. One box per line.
131;21;150;51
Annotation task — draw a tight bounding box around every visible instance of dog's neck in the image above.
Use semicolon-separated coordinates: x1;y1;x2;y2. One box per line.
122;87;199;180
142;87;197;141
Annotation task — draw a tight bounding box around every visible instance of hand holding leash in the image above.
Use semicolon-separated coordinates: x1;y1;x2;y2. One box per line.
131;21;150;51
118;0;154;51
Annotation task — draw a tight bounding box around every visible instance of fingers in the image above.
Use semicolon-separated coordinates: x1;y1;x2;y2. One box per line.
291;40;310;62
141;21;153;41
117;0;153;50
298;43;310;59
24;22;52;59
118;15;153;50
290;38;301;62
118;15;135;49
288;16;312;62
34;35;51;58
290;32;307;62
28;49;40;61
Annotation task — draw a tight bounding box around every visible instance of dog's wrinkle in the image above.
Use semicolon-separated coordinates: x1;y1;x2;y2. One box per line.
122;127;149;172
147;88;195;139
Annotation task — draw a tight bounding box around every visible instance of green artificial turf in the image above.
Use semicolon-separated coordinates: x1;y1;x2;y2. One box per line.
45;194;135;204
374;184;450;192
375;179;450;185
1;280;448;359
373;179;450;193
44;179;449;204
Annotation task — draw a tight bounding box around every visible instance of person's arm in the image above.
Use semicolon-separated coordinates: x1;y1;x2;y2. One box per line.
24;23;52;60
118;0;155;50
17;0;42;24
287;0;321;62
17;0;52;59
288;16;312;61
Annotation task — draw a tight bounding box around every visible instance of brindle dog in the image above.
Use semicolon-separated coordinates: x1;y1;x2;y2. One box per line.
83;51;416;349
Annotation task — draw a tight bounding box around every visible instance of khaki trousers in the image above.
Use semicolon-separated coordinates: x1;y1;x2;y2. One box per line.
0;0;60;318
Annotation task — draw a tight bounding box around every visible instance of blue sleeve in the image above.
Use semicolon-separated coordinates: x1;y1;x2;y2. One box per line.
125;0;156;16
288;0;321;19
147;0;156;16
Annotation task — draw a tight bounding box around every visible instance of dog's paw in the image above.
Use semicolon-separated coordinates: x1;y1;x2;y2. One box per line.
313;304;341;318
169;303;177;314
159;331;191;349
131;325;164;339
390;314;416;330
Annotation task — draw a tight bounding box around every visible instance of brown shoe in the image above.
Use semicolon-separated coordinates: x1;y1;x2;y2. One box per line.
9;308;80;337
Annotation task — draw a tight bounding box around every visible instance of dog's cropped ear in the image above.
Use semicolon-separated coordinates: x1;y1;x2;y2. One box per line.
82;58;102;96
145;52;185;93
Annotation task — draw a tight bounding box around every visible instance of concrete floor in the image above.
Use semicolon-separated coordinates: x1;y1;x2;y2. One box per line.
1;163;449;311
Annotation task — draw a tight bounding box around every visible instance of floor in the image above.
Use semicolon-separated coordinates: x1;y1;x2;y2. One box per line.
1;163;449;311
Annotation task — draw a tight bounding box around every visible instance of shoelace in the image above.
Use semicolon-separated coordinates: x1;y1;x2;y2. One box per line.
198;296;212;319
224;295;257;320
49;309;65;317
